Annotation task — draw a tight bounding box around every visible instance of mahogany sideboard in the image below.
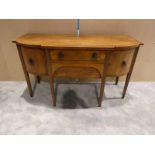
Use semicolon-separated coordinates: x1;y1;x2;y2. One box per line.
13;34;143;107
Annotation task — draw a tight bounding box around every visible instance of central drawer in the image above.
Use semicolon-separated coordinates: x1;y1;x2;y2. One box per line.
51;61;104;79
50;50;105;62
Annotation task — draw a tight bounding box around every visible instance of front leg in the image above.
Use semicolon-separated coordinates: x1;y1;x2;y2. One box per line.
16;44;33;97
49;77;56;106
98;76;106;107
115;76;119;85
36;75;41;84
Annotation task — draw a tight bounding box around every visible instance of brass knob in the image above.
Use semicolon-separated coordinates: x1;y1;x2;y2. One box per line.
92;52;97;59
28;58;34;65
58;52;64;59
121;61;126;67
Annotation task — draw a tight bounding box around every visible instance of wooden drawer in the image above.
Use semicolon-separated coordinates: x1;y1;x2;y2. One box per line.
50;50;105;62
51;61;104;79
107;50;134;76
53;67;101;79
21;47;47;75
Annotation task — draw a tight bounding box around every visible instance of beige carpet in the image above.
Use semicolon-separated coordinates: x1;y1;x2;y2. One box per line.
0;81;155;134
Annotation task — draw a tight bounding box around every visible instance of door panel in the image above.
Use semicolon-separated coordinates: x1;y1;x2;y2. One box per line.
21;47;47;75
107;50;134;76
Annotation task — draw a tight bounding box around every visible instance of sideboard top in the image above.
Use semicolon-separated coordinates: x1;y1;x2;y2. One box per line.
15;34;143;49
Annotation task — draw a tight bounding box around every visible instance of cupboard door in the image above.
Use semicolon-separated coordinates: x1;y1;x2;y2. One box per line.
107;50;134;76
21;47;47;75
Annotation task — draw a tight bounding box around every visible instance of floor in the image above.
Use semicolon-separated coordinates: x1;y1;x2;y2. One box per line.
0;81;155;134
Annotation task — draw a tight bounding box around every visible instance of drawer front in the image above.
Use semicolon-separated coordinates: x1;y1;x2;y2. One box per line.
50;50;105;62
51;61;104;79
53;67;101;79
107;50;134;76
21;47;47;75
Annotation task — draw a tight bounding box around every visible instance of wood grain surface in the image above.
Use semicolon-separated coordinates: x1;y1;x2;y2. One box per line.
16;34;143;49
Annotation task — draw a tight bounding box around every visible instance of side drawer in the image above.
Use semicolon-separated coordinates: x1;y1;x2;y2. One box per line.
50;50;105;62
106;49;134;76
21;46;47;75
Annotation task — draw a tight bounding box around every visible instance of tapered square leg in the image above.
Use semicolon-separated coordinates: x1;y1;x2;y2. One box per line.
16;44;33;97
49;78;56;107
98;77;106;107
115;76;119;85
36;75;41;84
98;52;111;107
122;73;130;98
25;72;33;97
45;49;57;107
122;46;140;99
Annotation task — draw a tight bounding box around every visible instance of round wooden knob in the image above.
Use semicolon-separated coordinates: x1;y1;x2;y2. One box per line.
121;61;126;67
28;58;34;65
58;52;64;59
92;52;97;59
